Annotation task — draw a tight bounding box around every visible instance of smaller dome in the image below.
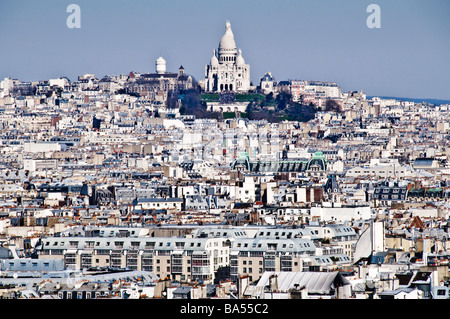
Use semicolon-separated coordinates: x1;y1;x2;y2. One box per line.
236;49;245;65
155;56;166;74
210;49;219;66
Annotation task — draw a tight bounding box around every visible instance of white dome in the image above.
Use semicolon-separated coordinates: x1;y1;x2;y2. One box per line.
210;49;219;66
219;21;236;52
155;56;166;74
236;49;245;65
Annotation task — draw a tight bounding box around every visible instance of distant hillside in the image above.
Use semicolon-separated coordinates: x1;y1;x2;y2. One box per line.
367;96;450;106
193;91;317;123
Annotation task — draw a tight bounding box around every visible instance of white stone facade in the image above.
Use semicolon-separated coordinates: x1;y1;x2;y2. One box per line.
204;21;251;93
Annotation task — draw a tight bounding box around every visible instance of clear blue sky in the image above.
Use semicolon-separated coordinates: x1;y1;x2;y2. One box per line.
1;0;449;99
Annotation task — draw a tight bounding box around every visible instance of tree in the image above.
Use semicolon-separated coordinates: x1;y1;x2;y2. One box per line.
276;91;291;110
285;102;317;122
166;90;179;108
265;92;274;103
179;89;221;120
325;99;342;113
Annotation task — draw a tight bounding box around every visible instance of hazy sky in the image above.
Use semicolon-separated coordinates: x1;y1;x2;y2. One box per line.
1;0;449;99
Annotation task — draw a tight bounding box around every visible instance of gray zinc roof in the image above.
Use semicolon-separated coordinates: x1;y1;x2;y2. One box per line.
256;271;350;295
232;238;316;253
38;236;216;251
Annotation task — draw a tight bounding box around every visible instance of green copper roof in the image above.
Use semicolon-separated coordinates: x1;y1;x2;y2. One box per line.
313;151;325;158
239;151;249;159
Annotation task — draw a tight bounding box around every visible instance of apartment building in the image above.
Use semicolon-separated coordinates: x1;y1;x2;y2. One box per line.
35;236;230;284
230;235;354;283
229;237;317;283
308;224;359;260
135;198;184;210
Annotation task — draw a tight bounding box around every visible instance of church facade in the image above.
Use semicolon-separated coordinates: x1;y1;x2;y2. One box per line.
124;57;193;102
203;21;251;93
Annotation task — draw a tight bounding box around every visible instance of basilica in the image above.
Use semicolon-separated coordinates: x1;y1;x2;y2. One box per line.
203;21;251;93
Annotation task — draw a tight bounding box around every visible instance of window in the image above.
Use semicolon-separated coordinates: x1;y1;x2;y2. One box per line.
86;241;95;248
131;242;140;249
437;289;447;296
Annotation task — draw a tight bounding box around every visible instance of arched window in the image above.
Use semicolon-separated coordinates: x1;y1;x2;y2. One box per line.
230;84;233;91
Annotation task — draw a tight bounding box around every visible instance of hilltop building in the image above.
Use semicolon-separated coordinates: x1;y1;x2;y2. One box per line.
125;57;193;102
203;21;251;93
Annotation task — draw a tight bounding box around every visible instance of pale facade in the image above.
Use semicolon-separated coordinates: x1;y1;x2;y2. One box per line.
36;236;230;284
204;21;251;93
290;80;341;104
